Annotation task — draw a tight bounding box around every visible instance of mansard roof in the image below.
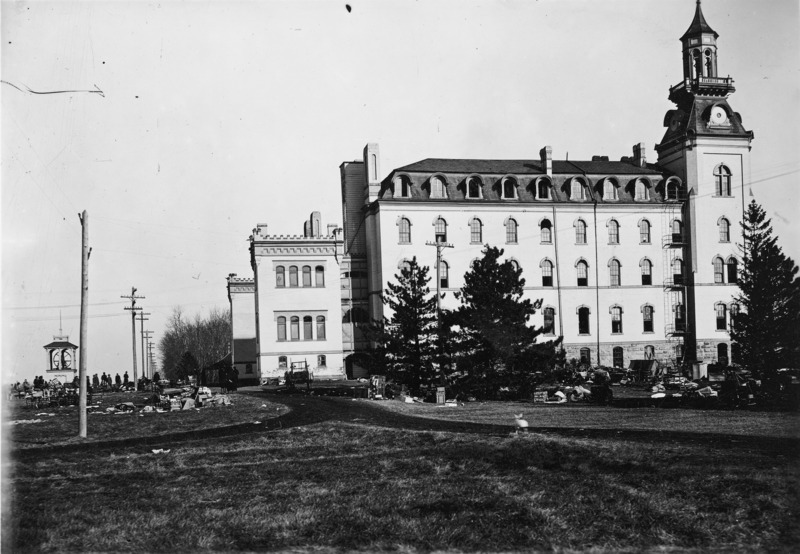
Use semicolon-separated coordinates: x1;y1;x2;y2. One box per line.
394;158;663;176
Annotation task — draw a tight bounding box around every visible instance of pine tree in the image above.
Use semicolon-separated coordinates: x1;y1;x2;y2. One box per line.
730;200;800;379
453;245;560;398
370;257;439;391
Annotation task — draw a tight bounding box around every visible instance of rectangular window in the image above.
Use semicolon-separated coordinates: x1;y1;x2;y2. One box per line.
277;318;286;341
315;267;325;287
643;307;654;333
544;308;555;335
611;307;623;334
303;317;313;340
317;355;327;367
316;316;326;340
290;317;300;341
578;308;590;334
302;266;312;287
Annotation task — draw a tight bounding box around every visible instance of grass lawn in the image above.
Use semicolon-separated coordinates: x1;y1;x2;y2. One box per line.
4;391;799;552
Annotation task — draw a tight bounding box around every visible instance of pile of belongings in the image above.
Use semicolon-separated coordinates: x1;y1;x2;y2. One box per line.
160;386;231;411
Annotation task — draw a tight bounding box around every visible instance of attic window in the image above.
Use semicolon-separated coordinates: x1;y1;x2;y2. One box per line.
430;176;447;199
466;177;482;199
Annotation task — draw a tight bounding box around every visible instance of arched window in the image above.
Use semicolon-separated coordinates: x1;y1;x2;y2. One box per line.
642;305;654;333
609;259;621;287
571;179;587;200
439;260;449;288
644;345;655;359
290;316;300;341
578;307;591;334
604;179;618;200
635;179;650;201
541;259;554;287
580;347;591;365
317;354;327;367
315;266;325;287
289;266;298;287
509;259;520;272
713;256;725;283
543;307;555;335
302;266;312;287
727;257;738;284
715;303;727;330
717;343;729;365
469;218;482;243
576;260;589;287
673;258;684;285
672;219;683;243
277;317;287;341
316;316;326;340
502;177;517;199
394;175;410;198
466;176;482;199
666;181;680;200
608;220;619;244
303;316;313;340
399;259;412;273
714;165;732;196
641;258;652;285
276;266;286;287
430;176;447;199
398;217;411;243
434;217;447;243
505;218;518;243
540;219;552;243
675;304;686;332
612;346;624;368
537;179;551;200
718;217;730;242
639;219;651;243
611;305;623;334
575;219;587;244
729;303;740;331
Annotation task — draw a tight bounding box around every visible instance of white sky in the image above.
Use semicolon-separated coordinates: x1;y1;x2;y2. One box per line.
2;0;798;384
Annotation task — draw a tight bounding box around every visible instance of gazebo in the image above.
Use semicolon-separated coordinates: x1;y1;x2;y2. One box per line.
44;331;78;384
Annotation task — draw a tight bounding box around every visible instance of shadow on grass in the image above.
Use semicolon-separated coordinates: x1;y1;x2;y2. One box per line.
11;391;800;462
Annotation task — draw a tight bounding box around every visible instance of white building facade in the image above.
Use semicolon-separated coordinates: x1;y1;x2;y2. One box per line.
339;2;750;372
249;213;347;381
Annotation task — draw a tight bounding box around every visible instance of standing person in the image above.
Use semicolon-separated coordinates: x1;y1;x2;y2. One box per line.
123;371;129;385
115;373;122;387
231;367;239;392
219;366;228;393
92;374;100;389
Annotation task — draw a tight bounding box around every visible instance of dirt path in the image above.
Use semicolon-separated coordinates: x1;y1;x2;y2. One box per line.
11;391;799;461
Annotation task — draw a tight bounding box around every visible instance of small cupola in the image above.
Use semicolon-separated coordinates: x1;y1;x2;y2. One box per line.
681;0;720;82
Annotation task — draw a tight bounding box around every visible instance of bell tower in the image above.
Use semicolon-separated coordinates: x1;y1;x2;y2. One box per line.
656;0;754;368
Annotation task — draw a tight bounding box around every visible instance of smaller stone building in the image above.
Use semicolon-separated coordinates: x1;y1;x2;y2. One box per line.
249;213;346;381
226;274;258;385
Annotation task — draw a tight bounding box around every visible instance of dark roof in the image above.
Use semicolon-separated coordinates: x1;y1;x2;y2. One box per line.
43;340;78;349
680;1;718;40
394;158;662;176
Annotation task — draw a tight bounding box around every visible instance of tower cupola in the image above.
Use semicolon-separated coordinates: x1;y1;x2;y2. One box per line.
681;0;719;80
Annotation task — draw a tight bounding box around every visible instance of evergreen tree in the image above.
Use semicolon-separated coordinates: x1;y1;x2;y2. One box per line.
369;257;439;391
453;245;560;397
730;200;800;379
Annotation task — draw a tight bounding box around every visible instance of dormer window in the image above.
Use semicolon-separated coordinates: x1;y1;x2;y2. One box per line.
635;179;651;201
603;179;618;201
393;175;410;198
430;175;447;199
570;178;588;201
502;177;517;199
536;178;551;200
466;176;482;199
666;179;681;200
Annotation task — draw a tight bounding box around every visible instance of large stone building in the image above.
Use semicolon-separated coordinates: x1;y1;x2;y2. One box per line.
237;1;749;379
338;1;749;374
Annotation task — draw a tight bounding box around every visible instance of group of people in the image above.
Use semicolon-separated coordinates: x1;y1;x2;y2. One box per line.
218;366;239;393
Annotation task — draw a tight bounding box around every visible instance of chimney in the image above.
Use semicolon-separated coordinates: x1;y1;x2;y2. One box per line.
256;223;268;236
364;143;381;202
327;223;338;237
633;143;647;168
539;146;552;177
310;211;321;237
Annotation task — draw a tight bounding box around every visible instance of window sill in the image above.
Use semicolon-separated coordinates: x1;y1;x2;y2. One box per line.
640;242;651;245
541;241;552;245
642;331;654;334
398;242;411;245
506;242;518;245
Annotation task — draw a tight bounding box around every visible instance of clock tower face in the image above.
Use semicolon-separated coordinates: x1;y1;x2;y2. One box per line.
62;351;72;369
710;105;729;125
52;350;60;368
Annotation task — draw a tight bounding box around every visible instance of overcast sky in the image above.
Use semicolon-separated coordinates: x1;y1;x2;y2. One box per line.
2;0;798;384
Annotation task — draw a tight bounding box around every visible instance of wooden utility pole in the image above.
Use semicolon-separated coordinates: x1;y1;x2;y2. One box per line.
78;211;89;438
143;330;153;378
121;287;144;390
426;239;453;385
137;312;150;385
